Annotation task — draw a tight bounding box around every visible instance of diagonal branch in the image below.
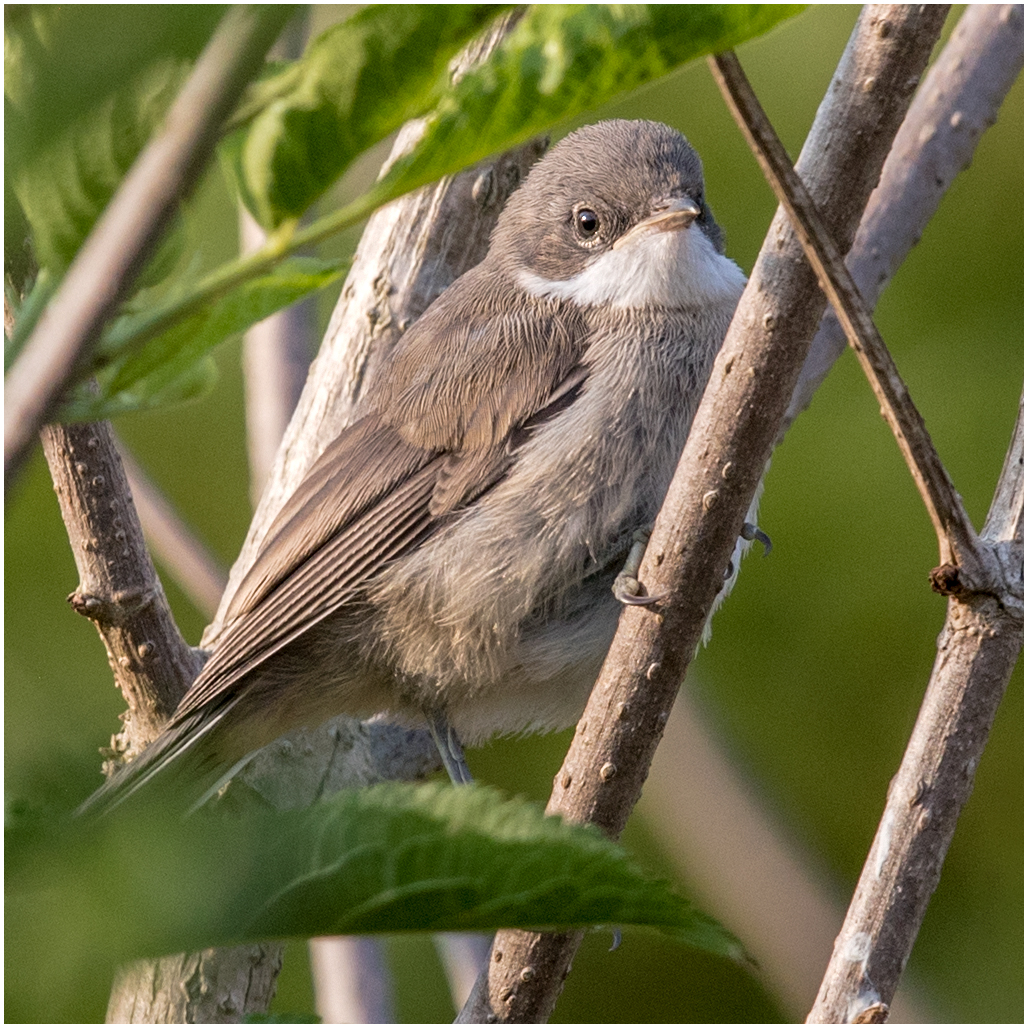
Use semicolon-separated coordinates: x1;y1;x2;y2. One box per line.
702;19;1023;1027
116;439;228;622
786;4;1025;434
4;5;294;493
807;396;1023;1023
636;13;1023;1017
457;5;950;1021
709;49;983;582
39;418;202;762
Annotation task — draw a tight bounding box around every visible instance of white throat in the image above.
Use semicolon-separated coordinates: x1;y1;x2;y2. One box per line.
517;225;746;310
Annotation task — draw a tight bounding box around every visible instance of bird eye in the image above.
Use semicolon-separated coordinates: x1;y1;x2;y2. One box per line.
574;208;600;239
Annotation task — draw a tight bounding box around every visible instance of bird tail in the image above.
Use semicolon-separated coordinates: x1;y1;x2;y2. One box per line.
75;695;246;818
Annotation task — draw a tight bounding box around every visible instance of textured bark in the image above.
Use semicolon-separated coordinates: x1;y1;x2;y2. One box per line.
628;12;1021;1016
35;413;282;1026
457;6;951;1022
106;945;284;1024
39;421;201;763
707;11;1025;1021
639;696;929;1023
711;48;981;575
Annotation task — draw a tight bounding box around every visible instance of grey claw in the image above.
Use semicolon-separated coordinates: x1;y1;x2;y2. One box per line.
741;522;772;556
618;589;666;606
428;714;474;786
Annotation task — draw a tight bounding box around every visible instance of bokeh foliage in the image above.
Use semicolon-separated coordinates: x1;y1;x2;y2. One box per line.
5;4;1022;1023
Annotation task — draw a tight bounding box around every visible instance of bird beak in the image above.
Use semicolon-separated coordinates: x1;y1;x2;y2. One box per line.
612;197;702;250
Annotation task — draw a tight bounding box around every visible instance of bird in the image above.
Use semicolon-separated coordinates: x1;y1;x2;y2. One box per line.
81;119;749;812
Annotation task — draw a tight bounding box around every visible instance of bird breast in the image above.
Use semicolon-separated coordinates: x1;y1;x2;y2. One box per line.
363;297;740;738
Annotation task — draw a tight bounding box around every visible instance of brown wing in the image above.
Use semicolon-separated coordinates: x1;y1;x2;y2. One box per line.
174;433;439;720
225;417;435;622
171;270;591;723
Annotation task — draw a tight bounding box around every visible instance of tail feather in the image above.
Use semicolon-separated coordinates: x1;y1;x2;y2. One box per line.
75;695;245;817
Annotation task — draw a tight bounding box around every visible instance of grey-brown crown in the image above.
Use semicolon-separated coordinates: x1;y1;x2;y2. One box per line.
489;120;725;281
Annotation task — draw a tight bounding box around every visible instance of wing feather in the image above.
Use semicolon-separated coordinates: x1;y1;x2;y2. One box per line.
170;282;596;730
175;462;439;718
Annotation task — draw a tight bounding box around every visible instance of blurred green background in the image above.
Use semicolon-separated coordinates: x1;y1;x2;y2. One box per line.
6;5;1022;1023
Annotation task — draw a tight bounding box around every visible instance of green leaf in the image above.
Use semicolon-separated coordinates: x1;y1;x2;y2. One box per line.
384;4;805;197
55;5;803;385
5;6;227;273
65;355;221;422
4;268;56;372
6;783;741;969
4;6;228;162
241;784;732;946
60;256;345;421
231;5;509;228
12;60;189;275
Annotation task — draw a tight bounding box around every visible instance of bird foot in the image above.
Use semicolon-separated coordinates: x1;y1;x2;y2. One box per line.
612;527;667;606
428;714;474;785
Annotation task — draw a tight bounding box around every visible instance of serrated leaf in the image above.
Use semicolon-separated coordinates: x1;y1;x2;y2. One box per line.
231;5;508;228
59;256;345;421
4;6;228;160
383;4;805;197
65;355;220;422
5;6;226;273
12;60;189;275
6;782;742;969
241;784;722;944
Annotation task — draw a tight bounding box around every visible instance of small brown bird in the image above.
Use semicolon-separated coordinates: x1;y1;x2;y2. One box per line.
82;119;747;810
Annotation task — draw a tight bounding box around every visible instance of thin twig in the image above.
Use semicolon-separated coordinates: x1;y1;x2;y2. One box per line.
702;22;1024;1027
457;6;950;1021
38;417;202;761
115;439;229;622
240;209;314;505
41;407;283;1027
807;397;1023;1023
785;4;1025;434
4;6;293;492
3;280;202;762
309;936;395;1024
709;49;981;580
636;7;1023;1018
639;694;931;1024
